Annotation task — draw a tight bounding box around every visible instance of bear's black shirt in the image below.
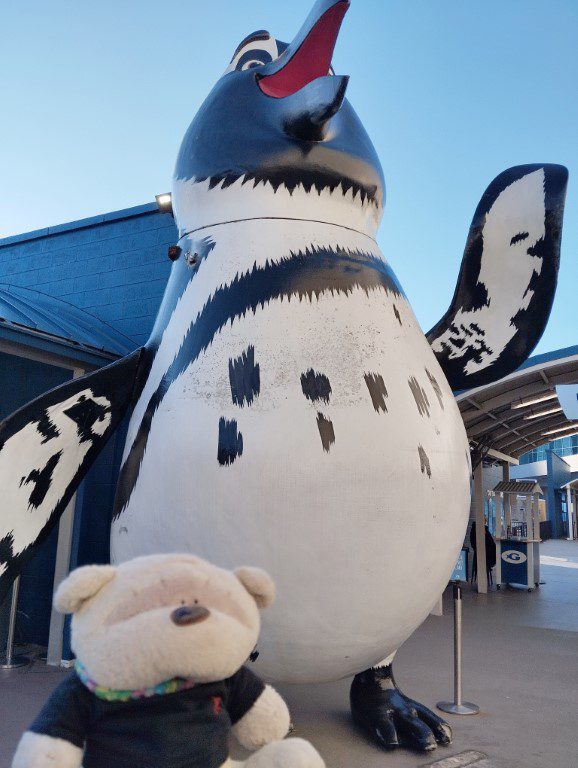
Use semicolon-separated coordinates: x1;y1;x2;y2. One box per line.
30;667;265;768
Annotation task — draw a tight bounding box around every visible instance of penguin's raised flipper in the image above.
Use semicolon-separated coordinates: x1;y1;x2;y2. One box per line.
427;164;568;391
0;349;144;603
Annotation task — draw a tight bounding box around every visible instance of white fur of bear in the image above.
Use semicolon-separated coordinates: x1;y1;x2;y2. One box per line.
12;554;325;768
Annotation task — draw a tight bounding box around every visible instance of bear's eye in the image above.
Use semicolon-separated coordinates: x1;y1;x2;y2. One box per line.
180;599;185;606
194;599;199;605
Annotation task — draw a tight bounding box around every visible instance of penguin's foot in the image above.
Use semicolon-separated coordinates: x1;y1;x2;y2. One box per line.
350;665;452;752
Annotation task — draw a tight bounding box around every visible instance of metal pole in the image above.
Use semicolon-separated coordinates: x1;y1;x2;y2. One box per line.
454;583;462;705
0;577;31;670
437;583;479;715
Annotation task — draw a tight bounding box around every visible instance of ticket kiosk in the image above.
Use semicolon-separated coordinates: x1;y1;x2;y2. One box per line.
491;480;542;591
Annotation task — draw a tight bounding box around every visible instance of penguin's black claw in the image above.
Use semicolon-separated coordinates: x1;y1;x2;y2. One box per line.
350;666;452;753
411;699;453;745
351;705;399;750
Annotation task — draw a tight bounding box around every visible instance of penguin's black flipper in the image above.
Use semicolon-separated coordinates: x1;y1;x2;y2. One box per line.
427;164;568;392
0;349;144;603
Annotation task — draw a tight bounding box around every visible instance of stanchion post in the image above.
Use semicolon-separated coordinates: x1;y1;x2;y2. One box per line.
437;582;479;715
0;577;31;670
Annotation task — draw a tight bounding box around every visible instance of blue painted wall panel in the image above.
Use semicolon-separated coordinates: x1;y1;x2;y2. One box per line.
0;204;177;651
0;206;176;346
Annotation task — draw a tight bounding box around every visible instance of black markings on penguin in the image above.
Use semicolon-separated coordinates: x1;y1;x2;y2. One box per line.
63;396;110;442
510;232;529;246
20;452;62;509
113;246;402;518
301;369;331;404
217;418;243;466
205;171;379;208
418;445;431;478
447;324;466;349
0;534;14;569
36;413;60;444
364;373;388;412
425;369;444;410
442;330;493;371
408;377;431;418
229;346;261;407
316;413;335;453
393;304;402;325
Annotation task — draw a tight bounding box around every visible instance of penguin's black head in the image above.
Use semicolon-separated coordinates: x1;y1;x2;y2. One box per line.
173;0;385;236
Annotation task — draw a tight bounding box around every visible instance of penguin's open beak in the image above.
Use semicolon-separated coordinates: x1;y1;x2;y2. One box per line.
258;0;350;141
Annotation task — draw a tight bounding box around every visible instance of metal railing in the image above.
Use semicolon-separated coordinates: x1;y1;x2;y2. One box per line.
0;577;31;670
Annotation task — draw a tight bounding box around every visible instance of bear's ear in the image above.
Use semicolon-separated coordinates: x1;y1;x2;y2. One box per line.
54;565;117;614
234;566;276;609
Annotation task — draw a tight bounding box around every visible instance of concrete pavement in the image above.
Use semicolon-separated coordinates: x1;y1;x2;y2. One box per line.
1;539;576;768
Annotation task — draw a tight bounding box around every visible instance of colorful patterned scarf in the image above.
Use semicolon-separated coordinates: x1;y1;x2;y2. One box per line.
74;660;196;702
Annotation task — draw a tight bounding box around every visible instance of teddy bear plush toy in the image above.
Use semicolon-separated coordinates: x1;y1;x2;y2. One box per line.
12;554;325;768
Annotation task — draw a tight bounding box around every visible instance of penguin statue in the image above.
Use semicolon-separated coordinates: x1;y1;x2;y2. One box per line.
0;0;568;754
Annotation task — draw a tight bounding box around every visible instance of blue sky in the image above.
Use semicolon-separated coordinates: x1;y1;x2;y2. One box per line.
1;0;577;354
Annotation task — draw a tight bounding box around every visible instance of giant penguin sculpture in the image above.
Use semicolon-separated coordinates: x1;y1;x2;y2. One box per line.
0;0;569;753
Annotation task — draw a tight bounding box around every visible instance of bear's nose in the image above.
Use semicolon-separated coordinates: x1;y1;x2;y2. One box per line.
170;605;210;626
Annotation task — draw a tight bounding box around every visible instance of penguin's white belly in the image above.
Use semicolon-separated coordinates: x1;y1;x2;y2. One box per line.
111;221;470;683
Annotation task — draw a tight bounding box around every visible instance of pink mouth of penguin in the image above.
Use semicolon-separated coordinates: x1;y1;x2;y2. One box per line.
258;1;349;98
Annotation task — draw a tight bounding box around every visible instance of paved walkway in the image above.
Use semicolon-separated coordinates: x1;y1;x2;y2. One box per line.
1;540;576;768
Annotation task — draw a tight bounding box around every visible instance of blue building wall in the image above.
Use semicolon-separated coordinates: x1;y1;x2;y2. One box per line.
0;203;177;346
0;204;177;649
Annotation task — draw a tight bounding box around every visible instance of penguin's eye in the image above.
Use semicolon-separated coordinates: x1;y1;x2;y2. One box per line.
237;50;273;72
224;30;279;75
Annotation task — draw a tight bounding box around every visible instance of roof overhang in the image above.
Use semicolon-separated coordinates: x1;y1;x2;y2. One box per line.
0;325;119;371
0;284;135;366
457;346;578;461
492;480;543;495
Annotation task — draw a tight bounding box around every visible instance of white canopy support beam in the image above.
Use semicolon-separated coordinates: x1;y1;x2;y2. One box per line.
46;495;76;666
473;463;488;594
46;367;84;666
565;484;576;541
502;461;512;530
486;448;519;465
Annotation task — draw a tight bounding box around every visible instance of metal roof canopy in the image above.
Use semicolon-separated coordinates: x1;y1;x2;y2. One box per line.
457;345;578;461
0;284;135;360
492;480;542;495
